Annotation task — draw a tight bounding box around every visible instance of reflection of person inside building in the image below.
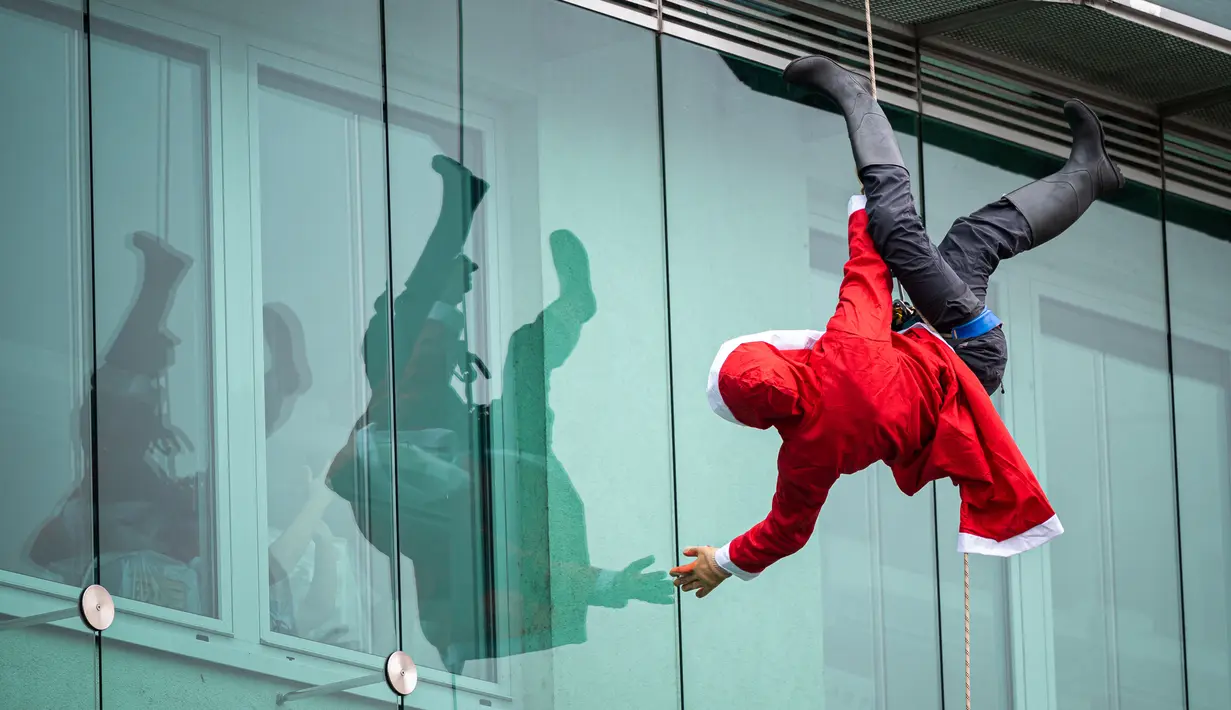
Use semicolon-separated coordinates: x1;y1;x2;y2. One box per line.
266;464;346;644
262;302;359;646
327;154;672;676
27;231;208;614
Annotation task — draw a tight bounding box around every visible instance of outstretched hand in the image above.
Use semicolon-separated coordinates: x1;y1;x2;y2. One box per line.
670;546;731;599
614;555;674;605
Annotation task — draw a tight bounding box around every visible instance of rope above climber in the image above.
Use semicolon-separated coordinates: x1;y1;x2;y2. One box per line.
670;51;1127;601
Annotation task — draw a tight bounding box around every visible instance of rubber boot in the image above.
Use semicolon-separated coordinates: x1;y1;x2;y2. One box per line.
782;54;904;169
431;154;490;244
1004;99;1125;247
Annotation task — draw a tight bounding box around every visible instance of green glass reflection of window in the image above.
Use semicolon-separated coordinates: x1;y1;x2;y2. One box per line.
329;0;679;707
89;0;405;707
0;2;100;708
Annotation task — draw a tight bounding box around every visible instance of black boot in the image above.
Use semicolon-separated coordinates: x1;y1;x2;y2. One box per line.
782;55;903;169
1005;100;1125;247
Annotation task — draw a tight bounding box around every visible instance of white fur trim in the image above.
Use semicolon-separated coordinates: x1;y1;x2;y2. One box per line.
848;194;867;217
715;543;757;581
901;321;955;352
706;329;823;427
957;515;1064;557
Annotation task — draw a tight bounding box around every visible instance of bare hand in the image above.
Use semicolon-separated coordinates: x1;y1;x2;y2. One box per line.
670;546;731;599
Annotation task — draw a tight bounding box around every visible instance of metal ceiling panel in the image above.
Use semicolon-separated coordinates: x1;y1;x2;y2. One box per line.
938;3;1231;106
825;0;1007;25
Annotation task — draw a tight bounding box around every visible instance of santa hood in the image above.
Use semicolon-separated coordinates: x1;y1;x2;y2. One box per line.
706;330;823;429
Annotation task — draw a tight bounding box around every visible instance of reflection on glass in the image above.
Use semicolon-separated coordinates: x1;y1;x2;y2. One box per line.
34;231;204;614
326;154;673;680
484;227;672;664
0;2;100;707
86;23;215;617
325;152;491;670
1165;192;1231;710
256;60;400;663
93;0;406;707
264;302;346;643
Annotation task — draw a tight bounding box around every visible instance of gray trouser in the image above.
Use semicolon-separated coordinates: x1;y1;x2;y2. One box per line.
860;165;1034;394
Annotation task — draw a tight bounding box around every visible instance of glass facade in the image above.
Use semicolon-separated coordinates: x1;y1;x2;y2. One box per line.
0;1;1228;708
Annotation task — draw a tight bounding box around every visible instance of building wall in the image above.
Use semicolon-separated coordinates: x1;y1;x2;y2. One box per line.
1;0;1229;708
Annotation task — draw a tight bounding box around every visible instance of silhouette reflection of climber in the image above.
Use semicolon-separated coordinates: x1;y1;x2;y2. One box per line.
327;154;491;666
28;231;205;612
327;155;671;676
482;229;673;665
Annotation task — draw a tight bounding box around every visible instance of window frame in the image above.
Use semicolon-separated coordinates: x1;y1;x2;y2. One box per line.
243;44;517;703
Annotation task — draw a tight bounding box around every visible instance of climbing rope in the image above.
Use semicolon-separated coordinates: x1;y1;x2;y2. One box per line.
859;1;973;703
964;552;971;710
863;0;877;99
863;0;903;306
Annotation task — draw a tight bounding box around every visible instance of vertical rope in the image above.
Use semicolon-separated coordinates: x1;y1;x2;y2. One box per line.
863;8;969;709
864;0;877;98
964;552;972;710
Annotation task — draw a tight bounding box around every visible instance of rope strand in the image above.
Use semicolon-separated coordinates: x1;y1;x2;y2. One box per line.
864;5;966;708
864;0;877;98
964;552;972;710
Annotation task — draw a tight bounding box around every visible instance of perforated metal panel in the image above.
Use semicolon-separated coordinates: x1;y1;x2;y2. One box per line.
942;4;1231;105
662;0;919;98
1193;101;1231;130
826;0;1007;25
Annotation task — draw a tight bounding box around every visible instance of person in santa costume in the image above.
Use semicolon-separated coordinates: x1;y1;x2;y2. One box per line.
671;62;1081;595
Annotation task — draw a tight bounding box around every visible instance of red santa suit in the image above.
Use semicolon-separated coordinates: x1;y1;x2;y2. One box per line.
708;195;1062;580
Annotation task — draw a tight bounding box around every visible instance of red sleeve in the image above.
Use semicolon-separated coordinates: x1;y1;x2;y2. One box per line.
824;196;893;342
717;448;839;579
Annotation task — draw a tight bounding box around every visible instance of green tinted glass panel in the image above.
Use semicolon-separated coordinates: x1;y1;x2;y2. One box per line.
394;0;679;705
923;115;1184;709
0;2;100;707
89;0;403;706
1166;191;1231;710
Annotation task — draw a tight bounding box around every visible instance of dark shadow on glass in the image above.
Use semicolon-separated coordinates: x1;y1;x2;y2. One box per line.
27;231;210;615
326;154;672;677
